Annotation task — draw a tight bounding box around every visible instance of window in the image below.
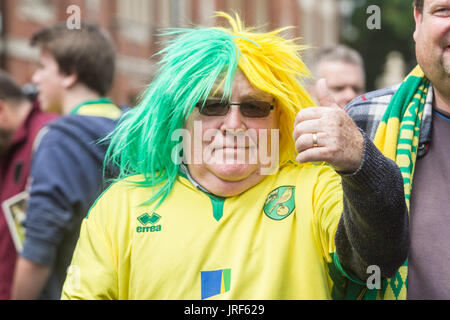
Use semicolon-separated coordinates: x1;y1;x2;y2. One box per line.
18;0;55;23
117;0;153;43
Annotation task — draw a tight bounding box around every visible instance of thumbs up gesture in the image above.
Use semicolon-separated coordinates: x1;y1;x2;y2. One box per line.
293;79;364;173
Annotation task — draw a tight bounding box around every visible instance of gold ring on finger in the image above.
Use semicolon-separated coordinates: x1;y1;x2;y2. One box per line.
312;133;318;148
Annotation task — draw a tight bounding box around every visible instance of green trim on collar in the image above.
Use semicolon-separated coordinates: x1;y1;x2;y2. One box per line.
70;97;114;115
178;164;226;221
209;195;225;222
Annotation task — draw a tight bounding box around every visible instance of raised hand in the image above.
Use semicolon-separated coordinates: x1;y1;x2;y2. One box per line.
293;79;364;173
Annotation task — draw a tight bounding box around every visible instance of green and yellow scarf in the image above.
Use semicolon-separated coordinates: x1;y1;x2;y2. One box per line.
373;65;429;300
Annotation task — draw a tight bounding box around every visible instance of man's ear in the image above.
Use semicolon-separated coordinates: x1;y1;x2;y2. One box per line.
413;6;422;42
61;73;78;89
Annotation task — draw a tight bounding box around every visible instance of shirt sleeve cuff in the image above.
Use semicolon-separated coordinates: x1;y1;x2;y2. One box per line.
337;130;394;193
20;236;58;268
332;251;366;285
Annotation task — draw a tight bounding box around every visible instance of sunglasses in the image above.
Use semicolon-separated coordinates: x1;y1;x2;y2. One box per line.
196;99;274;118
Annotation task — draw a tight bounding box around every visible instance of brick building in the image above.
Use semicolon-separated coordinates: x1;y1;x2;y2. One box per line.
0;0;340;106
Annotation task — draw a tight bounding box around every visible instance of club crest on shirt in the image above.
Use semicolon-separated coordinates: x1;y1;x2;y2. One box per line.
263;186;295;220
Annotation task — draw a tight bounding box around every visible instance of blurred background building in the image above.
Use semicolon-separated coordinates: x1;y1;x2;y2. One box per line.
0;0;415;107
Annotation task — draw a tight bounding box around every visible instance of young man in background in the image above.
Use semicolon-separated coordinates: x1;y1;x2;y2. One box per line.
12;22;123;300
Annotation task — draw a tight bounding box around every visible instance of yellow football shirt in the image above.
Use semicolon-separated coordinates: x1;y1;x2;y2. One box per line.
61;162;361;300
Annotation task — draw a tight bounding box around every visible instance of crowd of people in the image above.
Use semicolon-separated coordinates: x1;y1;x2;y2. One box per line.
0;0;448;300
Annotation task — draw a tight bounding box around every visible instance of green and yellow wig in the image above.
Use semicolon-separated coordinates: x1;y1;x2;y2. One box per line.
105;12;315;206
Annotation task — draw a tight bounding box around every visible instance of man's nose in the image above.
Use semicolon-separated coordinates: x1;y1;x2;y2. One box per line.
31;70;40;84
340;87;358;107
221;105;246;132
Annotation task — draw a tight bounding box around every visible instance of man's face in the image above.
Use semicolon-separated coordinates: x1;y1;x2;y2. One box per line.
32;50;66;114
184;69;279;197
316;60;365;108
414;0;450;97
0;123;14;155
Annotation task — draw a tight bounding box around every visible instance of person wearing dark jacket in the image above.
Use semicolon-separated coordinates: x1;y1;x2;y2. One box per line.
0;72;58;299
11;22;123;300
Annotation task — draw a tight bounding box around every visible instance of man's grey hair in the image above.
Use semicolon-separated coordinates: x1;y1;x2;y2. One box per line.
310;45;365;78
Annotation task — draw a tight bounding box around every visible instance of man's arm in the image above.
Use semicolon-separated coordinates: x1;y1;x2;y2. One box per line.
294;79;408;281
11;257;51;300
335;133;408;280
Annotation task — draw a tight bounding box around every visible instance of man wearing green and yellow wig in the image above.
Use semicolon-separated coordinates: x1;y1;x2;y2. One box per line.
61;13;408;300
346;0;450;300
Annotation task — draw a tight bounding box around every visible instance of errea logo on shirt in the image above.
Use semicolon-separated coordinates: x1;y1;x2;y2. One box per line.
136;212;162;233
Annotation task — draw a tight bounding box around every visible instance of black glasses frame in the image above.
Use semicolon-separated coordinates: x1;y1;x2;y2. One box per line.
195;99;274;118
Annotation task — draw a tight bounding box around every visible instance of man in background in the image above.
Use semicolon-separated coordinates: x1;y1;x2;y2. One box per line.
346;0;450;299
0;71;58;299
11;22;122;300
308;45;366;108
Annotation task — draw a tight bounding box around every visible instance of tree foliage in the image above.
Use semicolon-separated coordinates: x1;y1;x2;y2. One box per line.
342;0;416;91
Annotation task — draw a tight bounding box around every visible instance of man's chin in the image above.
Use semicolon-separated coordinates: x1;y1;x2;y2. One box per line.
186;162;268;198
207;162;259;182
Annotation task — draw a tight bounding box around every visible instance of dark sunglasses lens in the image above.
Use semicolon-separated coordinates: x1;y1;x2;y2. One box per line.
241;101;272;118
198;101;229;116
196;100;273;117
